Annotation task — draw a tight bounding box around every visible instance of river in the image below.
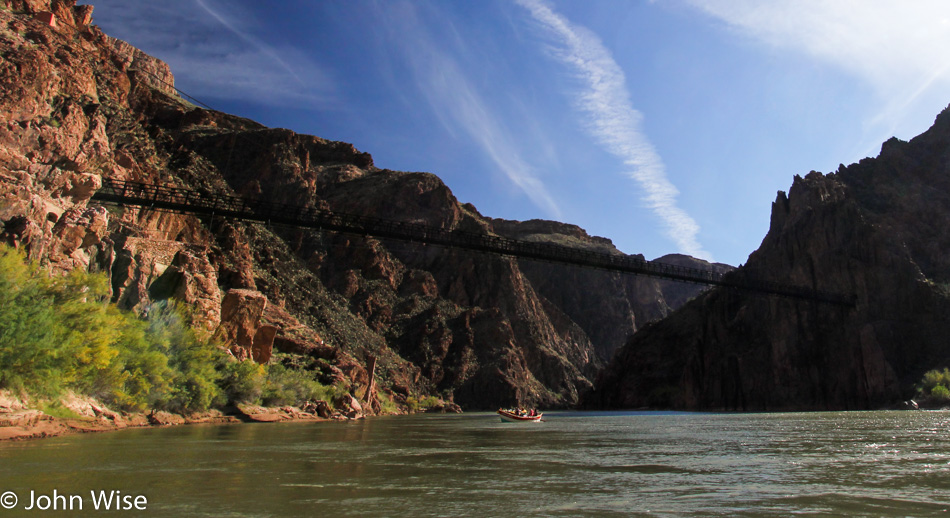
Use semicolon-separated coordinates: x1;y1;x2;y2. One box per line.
1;410;949;516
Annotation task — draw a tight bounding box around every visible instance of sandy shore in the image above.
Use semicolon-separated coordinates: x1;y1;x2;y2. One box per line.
0;392;331;442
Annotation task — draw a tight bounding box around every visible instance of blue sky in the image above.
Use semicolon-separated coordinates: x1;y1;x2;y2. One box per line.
82;0;950;266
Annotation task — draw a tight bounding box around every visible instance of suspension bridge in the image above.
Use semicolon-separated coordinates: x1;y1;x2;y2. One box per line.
91;179;855;306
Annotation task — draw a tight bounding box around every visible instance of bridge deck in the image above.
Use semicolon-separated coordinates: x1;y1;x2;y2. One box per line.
91;179;855;306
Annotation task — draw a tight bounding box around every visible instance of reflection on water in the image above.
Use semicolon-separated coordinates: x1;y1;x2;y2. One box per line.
1;411;950;516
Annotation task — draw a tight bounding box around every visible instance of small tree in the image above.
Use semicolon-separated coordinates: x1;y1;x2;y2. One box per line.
918;368;950;402
931;384;950;402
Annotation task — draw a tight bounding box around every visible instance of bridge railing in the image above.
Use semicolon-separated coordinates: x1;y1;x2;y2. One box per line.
92;179;855;306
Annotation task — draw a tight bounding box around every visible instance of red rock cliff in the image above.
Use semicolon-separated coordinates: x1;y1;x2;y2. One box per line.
0;0;722;410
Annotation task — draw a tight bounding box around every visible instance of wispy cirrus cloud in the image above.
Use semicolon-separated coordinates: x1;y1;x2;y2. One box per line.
384;2;562;218
681;0;950;94
85;0;335;108
195;0;306;86
681;0;950;150
515;0;710;259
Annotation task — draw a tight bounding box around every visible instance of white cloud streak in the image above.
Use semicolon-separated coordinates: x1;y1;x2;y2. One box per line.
515;0;710;259
682;0;950;151
387;3;562;218
195;0;305;86
682;0;950;94
434;59;563;218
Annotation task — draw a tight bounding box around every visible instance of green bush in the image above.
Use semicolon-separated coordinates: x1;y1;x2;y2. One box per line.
918;368;950;398
405;395;440;412
80;305;173;411
39;400;82;420
261;363;331;407
3;248;125;406
0;247;107;396
376;391;401;415
219;358;266;405
142;300;225;413
931;384;950;402
0;245;346;415
216;357;344;409
0;246;226;413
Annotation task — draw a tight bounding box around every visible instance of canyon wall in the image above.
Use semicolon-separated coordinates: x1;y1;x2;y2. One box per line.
0;0;723;410
587;108;950;411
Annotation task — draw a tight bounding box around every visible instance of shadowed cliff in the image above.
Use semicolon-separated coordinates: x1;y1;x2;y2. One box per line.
586;106;950;411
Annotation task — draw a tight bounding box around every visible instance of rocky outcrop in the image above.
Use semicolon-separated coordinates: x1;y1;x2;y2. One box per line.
587;106;950;411
106;36;177;98
0;0;724;411
231;404;325;423
333;393;364;419
215;289;273;362
147;411;185;427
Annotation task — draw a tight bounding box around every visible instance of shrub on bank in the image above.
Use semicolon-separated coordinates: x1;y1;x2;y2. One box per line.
0;245;341;415
219;357;266;405
405;395;441;412
916;367;950;404
0;244;226;413
0;246;139;401
931;384;950;402
261;363;338;407
376;391;401;415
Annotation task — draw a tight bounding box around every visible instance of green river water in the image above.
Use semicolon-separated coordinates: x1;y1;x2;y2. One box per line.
1;410;949;517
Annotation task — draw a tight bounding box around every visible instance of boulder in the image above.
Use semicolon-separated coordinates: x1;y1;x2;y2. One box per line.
147;248;222;331
147;411;185;426
302;400;332;418
333;394;363;419
425;402;463;414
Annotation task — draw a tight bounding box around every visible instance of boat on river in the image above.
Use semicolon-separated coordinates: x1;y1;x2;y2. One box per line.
497;408;543;422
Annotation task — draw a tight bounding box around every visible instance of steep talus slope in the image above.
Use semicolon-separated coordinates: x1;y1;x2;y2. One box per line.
587;107;950;411
0;0;724;410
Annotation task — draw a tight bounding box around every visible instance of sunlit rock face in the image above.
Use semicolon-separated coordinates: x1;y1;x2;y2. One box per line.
0;0;724;410
587;106;950;412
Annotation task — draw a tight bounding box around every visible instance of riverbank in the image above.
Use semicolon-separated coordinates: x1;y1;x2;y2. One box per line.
0;391;331;442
